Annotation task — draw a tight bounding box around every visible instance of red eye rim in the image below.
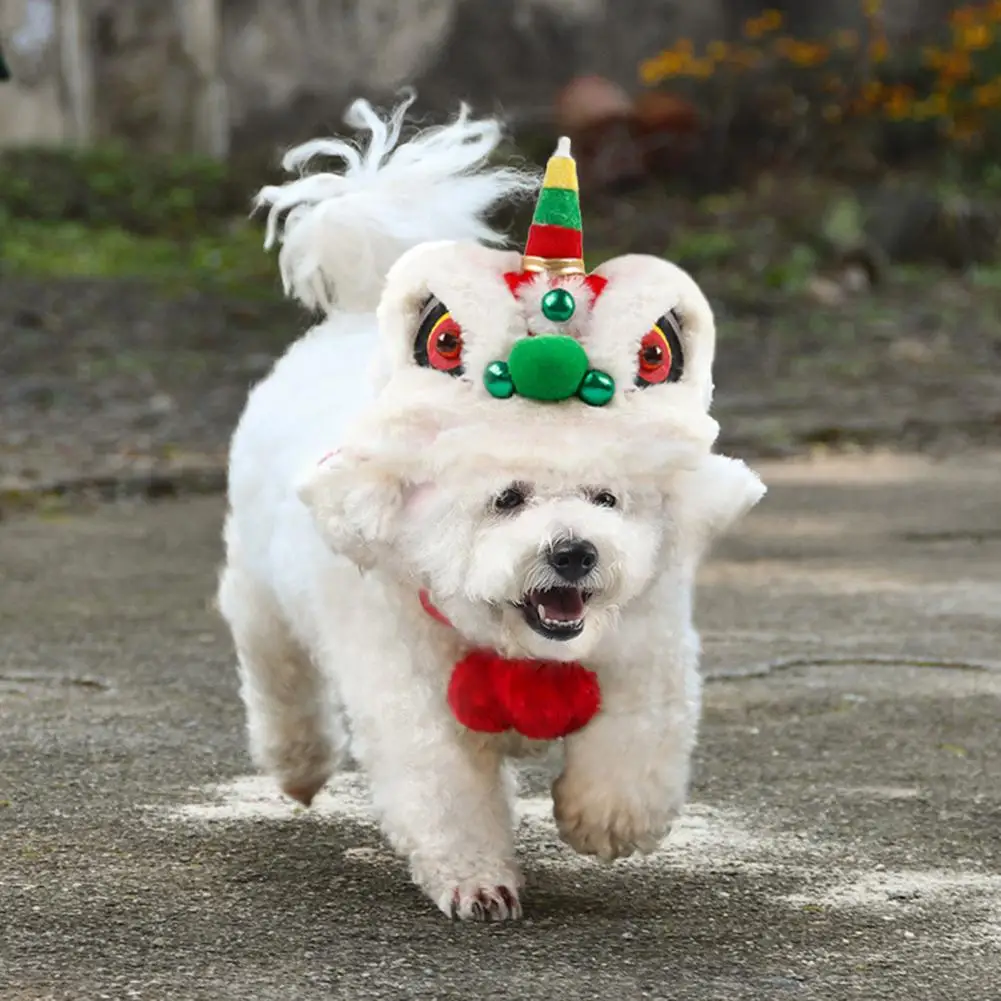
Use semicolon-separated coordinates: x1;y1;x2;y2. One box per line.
638;327;672;383
427;313;463;372
413;298;465;377
635;311;684;387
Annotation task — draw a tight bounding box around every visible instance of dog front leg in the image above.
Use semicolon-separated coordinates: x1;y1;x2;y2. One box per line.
552;627;702;861
327;633;523;920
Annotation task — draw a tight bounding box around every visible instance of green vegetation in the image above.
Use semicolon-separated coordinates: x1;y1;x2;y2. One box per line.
0;144;284;293
0;218;278;295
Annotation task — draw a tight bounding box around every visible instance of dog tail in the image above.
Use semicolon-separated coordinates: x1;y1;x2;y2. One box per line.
254;93;539;316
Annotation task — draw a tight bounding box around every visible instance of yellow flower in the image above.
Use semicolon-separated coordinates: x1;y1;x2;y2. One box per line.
822;104;843;123
743;10;781;39
760;8;783;31
783;40;830;67
647;47;694;80
639;58;663;85
957;22;993;50
862;0;883;15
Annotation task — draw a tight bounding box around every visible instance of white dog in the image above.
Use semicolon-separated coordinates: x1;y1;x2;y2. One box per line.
218;97;764;921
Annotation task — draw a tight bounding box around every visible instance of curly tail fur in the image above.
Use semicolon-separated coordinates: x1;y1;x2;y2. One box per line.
255;94;539;315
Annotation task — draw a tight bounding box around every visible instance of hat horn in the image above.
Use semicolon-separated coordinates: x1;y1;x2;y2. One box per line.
522;137;585;276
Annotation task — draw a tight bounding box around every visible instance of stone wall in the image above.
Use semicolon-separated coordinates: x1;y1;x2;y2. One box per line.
0;0;964;156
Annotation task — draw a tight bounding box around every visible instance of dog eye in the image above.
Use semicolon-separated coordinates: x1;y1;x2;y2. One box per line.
589;490;618;509
635;309;684;388
493;484;529;512
413;297;464;376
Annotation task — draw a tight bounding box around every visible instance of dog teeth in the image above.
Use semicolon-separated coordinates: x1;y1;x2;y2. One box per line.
539;607;583;630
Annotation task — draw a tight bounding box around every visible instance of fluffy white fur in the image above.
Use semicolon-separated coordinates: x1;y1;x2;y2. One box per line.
219;97;765;922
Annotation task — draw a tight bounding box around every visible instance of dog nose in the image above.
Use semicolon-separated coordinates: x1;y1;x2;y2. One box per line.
548;539;598;582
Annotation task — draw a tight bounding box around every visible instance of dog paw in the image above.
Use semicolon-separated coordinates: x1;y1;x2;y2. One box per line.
412;858;524;921
552;772;677;861
439;882;523;922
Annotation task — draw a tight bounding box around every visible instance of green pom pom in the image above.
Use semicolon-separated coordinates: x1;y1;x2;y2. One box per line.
578;369;615;407
507;336;589;402
540;288;576;323
484;360;515;399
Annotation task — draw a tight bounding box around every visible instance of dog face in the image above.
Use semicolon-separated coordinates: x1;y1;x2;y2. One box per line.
394;472;665;661
300;450;765;662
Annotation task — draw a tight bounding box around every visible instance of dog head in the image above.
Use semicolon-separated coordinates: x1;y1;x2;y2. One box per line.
300;443;764;661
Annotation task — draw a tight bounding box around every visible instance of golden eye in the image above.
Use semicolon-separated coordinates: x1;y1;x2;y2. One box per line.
413;299;464;376
635;310;684;387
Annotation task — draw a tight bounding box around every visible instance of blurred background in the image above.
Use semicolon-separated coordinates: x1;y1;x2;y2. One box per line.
1;0;1000;506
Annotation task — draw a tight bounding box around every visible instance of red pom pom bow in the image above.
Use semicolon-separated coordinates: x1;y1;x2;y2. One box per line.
419;589;602;740
447;650;601;741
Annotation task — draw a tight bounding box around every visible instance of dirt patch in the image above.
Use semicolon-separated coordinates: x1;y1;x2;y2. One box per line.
0;276;298;502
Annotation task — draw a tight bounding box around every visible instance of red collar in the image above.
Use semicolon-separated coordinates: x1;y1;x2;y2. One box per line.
419;589;601;740
419;588;453;627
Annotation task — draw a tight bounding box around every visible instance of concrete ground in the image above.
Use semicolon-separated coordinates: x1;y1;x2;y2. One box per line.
2;451;999;1001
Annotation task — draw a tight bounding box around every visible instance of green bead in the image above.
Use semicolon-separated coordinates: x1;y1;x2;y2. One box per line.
484;360;515;399
540;287;576;324
507;336;589;402
578;369;615;407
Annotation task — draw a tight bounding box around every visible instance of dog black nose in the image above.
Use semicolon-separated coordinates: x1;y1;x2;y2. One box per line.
548;539;598;582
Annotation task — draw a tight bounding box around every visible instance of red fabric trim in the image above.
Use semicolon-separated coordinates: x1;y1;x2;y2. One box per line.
504;271;537;296
584;274;608;300
524;224;583;261
504;271;608;304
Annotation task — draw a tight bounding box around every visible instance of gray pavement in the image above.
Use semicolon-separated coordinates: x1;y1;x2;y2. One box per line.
2;451;999;1001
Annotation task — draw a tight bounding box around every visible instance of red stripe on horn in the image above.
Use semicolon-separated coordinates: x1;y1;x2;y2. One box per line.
524;224;583;261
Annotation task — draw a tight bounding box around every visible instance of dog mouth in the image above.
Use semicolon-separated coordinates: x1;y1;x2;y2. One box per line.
518;586;592;641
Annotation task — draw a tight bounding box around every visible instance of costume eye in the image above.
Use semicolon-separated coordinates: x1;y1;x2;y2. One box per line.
493;483;530;513
413;298;464;376
635;309;684;387
589;489;618;509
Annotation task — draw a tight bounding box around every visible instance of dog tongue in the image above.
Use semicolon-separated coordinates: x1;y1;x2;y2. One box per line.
533;587;584;621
